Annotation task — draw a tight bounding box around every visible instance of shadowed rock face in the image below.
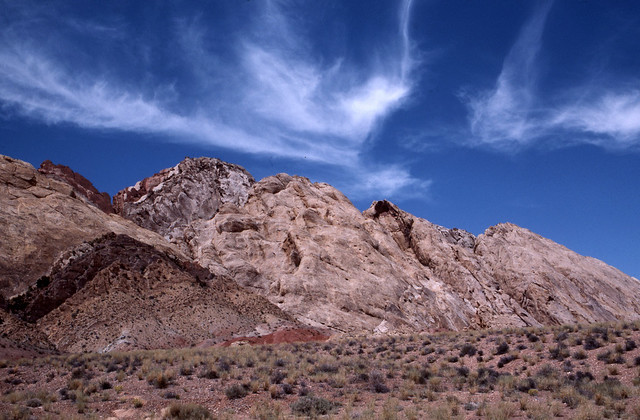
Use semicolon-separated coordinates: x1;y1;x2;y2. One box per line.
113;157;254;255
38;160;113;214
7;233;295;353
115;160;640;333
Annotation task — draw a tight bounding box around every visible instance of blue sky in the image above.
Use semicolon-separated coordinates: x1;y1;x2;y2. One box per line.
1;1;639;279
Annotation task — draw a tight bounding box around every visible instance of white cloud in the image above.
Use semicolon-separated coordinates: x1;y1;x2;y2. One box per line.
0;0;427;198
552;90;640;147
343;164;432;201
461;1;640;151
461;2;552;148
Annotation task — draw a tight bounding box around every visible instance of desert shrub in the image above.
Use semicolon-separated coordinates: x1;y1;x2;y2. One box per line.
316;363;339;374
516;377;537;392
290;396;337;416
596;350;625;364
550;343;571;360
535;365;562;392
162;402;212;420
0;406;31;420
24;398;42;408
455;366;470;377
407;367;430;384
224;383;247;400
634;356;640;366
558;386;582;409
100;380;112;390
625;339;637;351
583;335;602;350
147;370;174;389
370;370;389;393
459;343;477;357
163;391;180;400
496;342;509;355
573;350;587;360
593;378;630;401
216;357;231;372
447;356;459;363
197;365;218;379
480;401;517;420
269;384;283;399
270;369;286;384
179;364;193;376
497;354;517;368
526;333;540;343
476;367;501;389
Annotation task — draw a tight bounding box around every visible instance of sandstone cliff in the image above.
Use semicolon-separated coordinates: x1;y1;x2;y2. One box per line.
113;157;254;256
115;158;640;334
0;155;298;355
38;160;113;214
0;155;184;298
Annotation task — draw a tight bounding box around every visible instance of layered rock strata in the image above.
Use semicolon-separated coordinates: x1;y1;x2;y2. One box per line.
115;159;640;334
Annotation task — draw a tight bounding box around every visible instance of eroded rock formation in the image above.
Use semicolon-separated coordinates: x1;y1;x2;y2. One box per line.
2;153;640;356
114;159;640;334
38;160;113;214
7;233;294;353
0;155;183;298
113;157;254;255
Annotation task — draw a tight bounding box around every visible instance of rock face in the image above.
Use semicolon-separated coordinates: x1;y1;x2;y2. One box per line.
113;157;254;255
6;233;294;353
474;223;640;325
38;160;113;213
3;152;640;354
0;155;182;298
114;159;640;334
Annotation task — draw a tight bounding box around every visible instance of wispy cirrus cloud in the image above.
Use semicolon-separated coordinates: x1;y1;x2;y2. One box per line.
460;1;552;149
0;0;426;199
461;1;640;151
551;90;640;148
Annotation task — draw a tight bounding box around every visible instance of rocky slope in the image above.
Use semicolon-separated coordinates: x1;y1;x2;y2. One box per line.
38;160;113;214
0;155;298;355
115;158;640;334
113;157;254;255
3;152;640;356
0;155;183;298
7;233;294;353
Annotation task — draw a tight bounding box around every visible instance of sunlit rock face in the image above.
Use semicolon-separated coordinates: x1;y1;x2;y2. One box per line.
0;155;297;355
38;160;113;214
115;158;640;334
0;154;181;298
2;152;638;356
113;157;255;256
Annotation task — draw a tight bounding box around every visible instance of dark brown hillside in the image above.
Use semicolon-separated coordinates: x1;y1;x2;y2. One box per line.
7;233;296;353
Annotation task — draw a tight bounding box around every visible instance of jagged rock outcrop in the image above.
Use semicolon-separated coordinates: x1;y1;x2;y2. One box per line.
0;155;185;298
7;233;295;353
474;223;640;325
4;152;640;351
113;157;254;255
38;160;113;213
115;158;640;334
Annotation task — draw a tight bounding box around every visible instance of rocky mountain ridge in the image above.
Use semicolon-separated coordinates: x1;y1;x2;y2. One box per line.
2;153;640;357
114;157;640;334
